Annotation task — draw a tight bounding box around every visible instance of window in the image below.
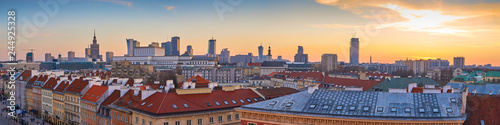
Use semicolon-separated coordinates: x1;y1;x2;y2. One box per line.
232;100;237;104
187;120;191;125
363;106;370;112
227;115;232;121
419;108;425;113
404;107;411;113
142;119;145;125
248;123;257;125
197;119;202;125
235;114;239;120
390;107;397;112
240;100;245;103
336;105;343;110
309;104;317;109
164;122;169;125
223;101;229;105
349;106;356;111
285;102;293;107
175;121;180;125
446;108;453;113
269;101;277;106
135;117;138;123
149;121;152;125
450;98;457;103
215;102;220;106
246;98;252;102
209;117;214;123
183;104;189;108
172;104;178;109
218;116;223;122
432;108;439;113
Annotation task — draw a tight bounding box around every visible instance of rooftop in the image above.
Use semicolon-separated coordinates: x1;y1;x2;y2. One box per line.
257;87;299;99
111;90;141;108
41;77;58;90
101;90;121;106
322;77;382;91
464;95;500;125
369;77;440;92
81;85;108;102
485;71;500;77
240;90;466;121
64;79;89;93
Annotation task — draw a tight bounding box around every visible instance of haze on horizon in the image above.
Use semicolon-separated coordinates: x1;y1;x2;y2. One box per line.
1;0;499;65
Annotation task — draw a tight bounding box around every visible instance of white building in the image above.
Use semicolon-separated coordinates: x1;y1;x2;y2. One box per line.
133;47;165;57
113;55;217;70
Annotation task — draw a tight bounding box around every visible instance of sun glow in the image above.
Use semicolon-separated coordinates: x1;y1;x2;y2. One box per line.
381;4;468;35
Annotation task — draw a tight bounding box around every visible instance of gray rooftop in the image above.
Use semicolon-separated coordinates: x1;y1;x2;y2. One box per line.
240;90;466;121
446;82;500;95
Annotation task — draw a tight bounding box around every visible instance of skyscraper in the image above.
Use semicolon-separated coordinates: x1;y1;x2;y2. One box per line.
126;39;140;56
294;46;308;63
161;41;171;56
220;48;230;64
90;30;102;61
106;51;114;64
208;38;216;55
350;37;359;65
26;52;33;62
45;53;53;62
321;54;338;72
454;57;465;69
258;44;264;60
187;45;193;55
171;36;180;56
68;51;75;61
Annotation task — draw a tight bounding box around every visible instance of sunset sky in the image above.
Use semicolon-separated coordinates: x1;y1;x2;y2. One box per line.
1;0;499;65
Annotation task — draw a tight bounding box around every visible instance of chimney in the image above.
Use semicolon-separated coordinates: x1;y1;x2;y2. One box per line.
461;87;468;115
307;85;318;94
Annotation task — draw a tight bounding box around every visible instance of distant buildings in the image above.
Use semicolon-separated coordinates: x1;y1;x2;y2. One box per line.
126;39;140;56
88;30;102;61
258;44;264;60
208;38;216;55
230;53;254;64
26;52;34;62
454;57;465;69
220;48;230;64
133;46;165;57
321;54;337;72
68;51;75;61
260;61;286;76
186;45;193;55
113;55;217;70
171;36;180;56
45;53;54;62
350;37;359;65
267;46;273;61
294;46;308;63
110;60;154;78
106;51;114;63
396;59;450;76
161;41;172;56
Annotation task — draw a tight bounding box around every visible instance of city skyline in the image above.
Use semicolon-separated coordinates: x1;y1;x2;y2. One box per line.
1;0;499;65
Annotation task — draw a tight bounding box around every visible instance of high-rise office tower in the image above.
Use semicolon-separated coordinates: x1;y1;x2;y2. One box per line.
350;37;359;65
26;52;33;62
220;48;230;64
57;54;62;62
294;46;308;63
126;39;140;56
45;53;53;62
85;46;91;58
321;54;338;72
454;57;465;69
106;51;114;64
187;45;193;55
90;30;102;61
171;36;180;56
258;44;264;60
68;51;75;61
208;38;216;55
161;42;172;56
149;42;160;47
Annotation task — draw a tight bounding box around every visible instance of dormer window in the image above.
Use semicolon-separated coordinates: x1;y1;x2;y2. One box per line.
450;98;457;103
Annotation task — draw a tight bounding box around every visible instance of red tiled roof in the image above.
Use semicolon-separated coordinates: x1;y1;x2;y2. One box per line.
464;95;500;125
64;79;89;93
322;76;382;91
112;90;141;108
28;75;39;83
82;85;108;103
101;90;121;106
257;87;298;99
186;75;210;84
247;63;261;66
133;89;262;115
18;70;31;80
41;78;58;89
125;78;134;86
33;75;49;87
54;81;70;93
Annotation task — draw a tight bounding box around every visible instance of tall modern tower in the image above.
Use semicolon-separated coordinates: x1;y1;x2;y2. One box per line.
321;54;338;72
187;45;193;55
294;46;308;63
68;51;75;61
26;52;33;62
258;44;264;60
350;37;359;65
126;39;140;56
171;36;180;56
90;30;102;61
106;51;114;64
161;42;171;56
208;38;216;55
220;48;230;64
45;53;53;62
453;57;465;69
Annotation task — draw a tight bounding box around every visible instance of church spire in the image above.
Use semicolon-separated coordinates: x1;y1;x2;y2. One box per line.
92;29;97;44
267;44;271;56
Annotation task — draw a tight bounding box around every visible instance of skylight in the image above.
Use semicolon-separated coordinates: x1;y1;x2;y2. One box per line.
446;108;453;113
404;107;411;113
183;104;189;108
246;98;252;102
390;107;397;112
215;102;220;106
206;102;212;106
231;100;237;104
285;102;293;107
253;98;258;102
322;105;329;110
240;100;245;103
141;102;146;106
349;106;356;111
147;103;153;107
419;108;425;113
376;107;384;112
363;106;370;112
309;104;317;109
223;101;229;105
172;104;178;109
432;108;439;113
258;97;265;101
336;105;343;110
450;98;457;103
269;101;277;106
